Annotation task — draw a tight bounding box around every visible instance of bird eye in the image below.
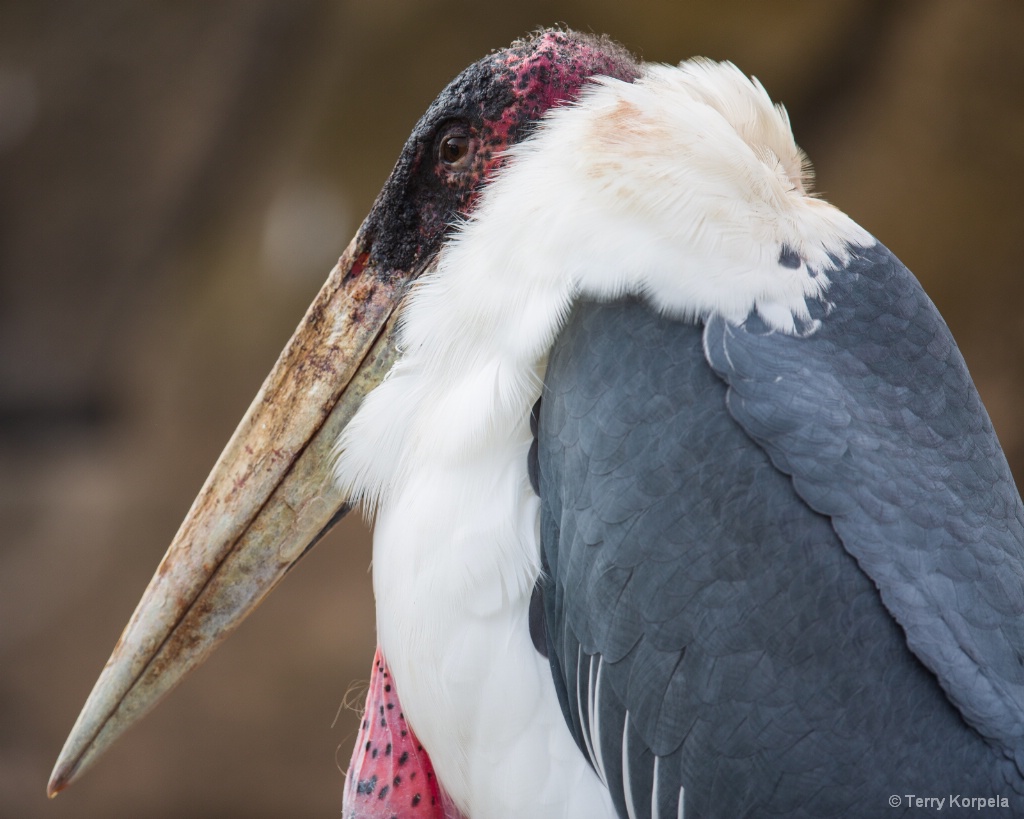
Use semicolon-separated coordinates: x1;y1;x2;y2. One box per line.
438;131;473;169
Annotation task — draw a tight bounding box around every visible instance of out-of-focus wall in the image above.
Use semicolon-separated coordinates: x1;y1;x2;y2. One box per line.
2;2;1021;817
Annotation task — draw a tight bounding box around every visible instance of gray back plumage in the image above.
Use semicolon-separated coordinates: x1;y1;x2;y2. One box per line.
535;243;1024;818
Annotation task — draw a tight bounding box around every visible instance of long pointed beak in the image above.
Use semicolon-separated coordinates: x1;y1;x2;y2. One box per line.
48;229;408;797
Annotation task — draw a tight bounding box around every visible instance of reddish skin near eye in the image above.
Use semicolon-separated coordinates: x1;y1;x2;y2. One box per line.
343;647;466;819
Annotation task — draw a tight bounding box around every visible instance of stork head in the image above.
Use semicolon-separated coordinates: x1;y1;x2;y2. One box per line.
361;29;640;275
48;29;639;798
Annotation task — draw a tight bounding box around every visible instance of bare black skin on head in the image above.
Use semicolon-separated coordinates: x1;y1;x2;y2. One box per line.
360;29;640;276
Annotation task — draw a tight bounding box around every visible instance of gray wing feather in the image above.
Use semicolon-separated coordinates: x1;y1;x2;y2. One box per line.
703;242;1024;765
537;243;1024;818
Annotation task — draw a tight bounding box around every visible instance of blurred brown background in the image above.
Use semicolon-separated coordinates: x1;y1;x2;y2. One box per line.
2;1;1023;817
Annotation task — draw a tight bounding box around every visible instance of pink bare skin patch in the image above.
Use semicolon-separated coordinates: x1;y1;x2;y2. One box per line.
343;647;465;818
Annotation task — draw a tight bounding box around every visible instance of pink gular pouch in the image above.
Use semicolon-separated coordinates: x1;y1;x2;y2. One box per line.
343;647;466;819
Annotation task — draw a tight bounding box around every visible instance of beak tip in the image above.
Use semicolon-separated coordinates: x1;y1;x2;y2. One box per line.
46;771;69;799
48;745;86;798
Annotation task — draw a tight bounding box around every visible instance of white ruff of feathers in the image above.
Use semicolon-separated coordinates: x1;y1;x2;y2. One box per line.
333;60;870;818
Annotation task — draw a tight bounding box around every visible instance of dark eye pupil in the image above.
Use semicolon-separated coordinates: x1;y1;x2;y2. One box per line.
441;135;469;164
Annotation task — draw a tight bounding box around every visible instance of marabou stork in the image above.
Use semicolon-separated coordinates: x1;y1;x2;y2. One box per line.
49;29;1024;818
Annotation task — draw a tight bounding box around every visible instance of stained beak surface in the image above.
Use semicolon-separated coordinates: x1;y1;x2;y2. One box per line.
48;230;407;797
